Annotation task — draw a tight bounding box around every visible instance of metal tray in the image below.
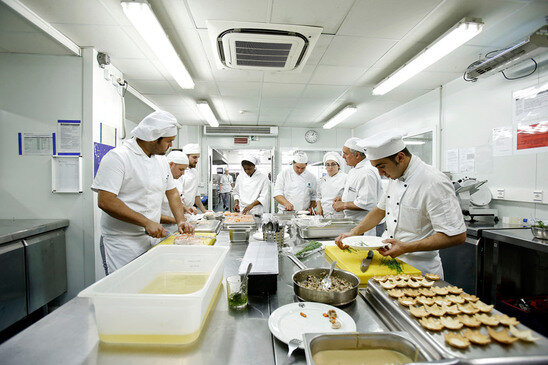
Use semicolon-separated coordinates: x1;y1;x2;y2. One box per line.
297;220;357;239
191;220;221;234
363;280;548;364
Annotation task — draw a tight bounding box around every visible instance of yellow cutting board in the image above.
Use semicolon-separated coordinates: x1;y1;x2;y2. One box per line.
325;246;421;287
156;233;217;246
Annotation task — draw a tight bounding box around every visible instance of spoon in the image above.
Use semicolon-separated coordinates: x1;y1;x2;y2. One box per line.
321;261;337;291
287;338;302;357
241;262;253;291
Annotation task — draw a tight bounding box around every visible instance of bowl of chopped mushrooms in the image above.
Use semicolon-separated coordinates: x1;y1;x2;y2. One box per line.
293;267;360;306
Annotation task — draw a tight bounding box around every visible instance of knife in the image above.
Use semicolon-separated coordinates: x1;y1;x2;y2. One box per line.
360;250;374;272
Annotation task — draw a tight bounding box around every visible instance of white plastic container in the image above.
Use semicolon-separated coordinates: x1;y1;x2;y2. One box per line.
79;245;228;345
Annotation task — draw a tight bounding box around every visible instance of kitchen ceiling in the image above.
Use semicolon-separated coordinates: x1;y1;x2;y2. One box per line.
2;0;547;128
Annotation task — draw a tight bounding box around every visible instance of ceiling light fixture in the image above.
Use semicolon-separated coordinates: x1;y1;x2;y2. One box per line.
323;105;358;129
121;0;194;89
373;17;484;96
197;101;219;127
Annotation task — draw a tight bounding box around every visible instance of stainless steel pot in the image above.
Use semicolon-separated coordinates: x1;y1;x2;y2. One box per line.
531;226;548;240
287;253;359;306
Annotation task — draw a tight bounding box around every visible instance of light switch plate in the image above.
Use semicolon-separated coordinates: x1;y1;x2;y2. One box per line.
533;190;543;202
496;189;505;199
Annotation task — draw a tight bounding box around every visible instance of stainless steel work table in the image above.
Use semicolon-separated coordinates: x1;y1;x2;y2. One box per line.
0;219;69;244
0;231;386;364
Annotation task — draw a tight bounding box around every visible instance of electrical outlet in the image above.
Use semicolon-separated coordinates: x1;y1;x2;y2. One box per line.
496;189;505;199
533;190;543;202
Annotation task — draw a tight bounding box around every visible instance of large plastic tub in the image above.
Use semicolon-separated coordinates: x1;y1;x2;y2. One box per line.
79;245;229;345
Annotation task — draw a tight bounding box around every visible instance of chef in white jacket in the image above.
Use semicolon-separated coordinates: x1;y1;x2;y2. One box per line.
334;137;382;235
219;168;234;211
316;152;346;218
181;143;208;213
160;150;189;233
233;156;270;215
335;130;466;277
274;151;317;212
92;111;193;274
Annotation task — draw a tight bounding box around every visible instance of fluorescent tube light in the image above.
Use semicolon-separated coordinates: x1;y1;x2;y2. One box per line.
121;0;194;89
373;18;483;95
197;101;219;127
323;105;357;129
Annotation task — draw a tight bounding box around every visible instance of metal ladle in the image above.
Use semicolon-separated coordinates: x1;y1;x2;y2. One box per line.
321;261;337;291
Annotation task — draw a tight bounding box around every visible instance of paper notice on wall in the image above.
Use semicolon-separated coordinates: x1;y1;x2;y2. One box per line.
445;148;459;173
513;82;548;154
492;126;513;156
52;156;82;193
516;121;548;152
459;147;475;173
57;120;81;155
19;133;53;155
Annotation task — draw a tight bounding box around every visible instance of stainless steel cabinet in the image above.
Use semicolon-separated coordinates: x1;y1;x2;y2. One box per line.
0;241;27;331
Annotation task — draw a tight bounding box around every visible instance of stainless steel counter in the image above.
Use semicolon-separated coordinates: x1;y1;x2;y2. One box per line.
0;231;386;364
0;219;69;244
483;228;548;253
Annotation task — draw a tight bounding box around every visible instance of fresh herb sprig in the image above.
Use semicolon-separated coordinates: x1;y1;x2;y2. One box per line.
380;257;403;274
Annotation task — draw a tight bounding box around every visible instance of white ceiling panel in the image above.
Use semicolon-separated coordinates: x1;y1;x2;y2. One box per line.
320;36;397;67
304;34;334;66
113;58;164;80
186;0;270;29
263;65;316;84
338;0;442;39
270;0;354;34
302;84;348;98
261;83;306;98
147;94;195;107
309;65;366;85
260;97;300;109
0;30;73;55
258;108;292;123
130;79;178;95
22;0;118;25
217;81;261;98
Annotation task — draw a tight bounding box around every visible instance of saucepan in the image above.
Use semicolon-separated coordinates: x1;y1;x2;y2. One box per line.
286;252;359;306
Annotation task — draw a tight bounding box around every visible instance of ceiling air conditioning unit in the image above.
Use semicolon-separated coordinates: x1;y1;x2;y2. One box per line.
203;125;278;136
207;20;322;72
465;25;548;81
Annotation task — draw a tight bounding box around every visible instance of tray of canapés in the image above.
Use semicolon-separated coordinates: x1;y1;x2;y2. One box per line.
372;274;540;350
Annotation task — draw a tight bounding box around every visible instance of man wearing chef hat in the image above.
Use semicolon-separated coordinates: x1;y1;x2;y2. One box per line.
335;130;466;277
92;111;194;274
181;143;208;214
273;151;317;212
333;137;382;235
159;150;190;233
233;156;270;215
316;151;347;218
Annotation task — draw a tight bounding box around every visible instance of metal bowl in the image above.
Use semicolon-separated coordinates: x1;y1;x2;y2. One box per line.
531;226;548;240
292;268;360;306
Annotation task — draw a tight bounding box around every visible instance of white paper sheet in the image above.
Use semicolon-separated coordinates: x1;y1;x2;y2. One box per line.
492;126;513;156
459;147;476;173
57;121;81;154
22;133;52;155
52;156;82;193
445;148;459;173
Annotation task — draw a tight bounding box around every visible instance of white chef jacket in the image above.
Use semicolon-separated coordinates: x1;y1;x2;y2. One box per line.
219;174;234;193
317;171;347;218
342;159;382;235
232;170;270;215
160;177;184;234
273;168;317;212
181;167;199;207
378;155;466;277
91;138;175;272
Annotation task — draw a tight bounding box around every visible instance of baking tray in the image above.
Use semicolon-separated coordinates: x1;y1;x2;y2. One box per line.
296;219;357;239
362;280;548;363
191;220;221;234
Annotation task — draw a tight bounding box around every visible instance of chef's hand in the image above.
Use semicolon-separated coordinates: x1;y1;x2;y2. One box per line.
378;238;406;258
242;205;252;215
316;206;323;216
333;196;341;202
145;221;167;238
335;232;354;249
284;202;294;211
233;203;240;212
187;206;198;214
332;201;345;212
178;222;194;234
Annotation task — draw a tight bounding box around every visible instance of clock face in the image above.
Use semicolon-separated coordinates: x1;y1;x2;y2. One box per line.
305;130;318;143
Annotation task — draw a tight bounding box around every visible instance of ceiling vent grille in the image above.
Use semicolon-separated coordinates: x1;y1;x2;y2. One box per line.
204;125;278;136
207;21;322;72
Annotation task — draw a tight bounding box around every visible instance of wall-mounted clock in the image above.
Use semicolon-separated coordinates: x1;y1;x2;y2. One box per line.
305;130;318;144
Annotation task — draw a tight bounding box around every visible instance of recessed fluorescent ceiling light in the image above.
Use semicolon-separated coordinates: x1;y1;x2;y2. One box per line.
373;17;483;96
121;0;194;89
197;101;219;127
323;105;357;129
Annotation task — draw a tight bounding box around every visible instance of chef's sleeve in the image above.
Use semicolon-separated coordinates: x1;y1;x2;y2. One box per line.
425;179;466;236
354;169;380;211
233;177;240;201
91;152;124;195
257;177;270;207
273;171;285;197
309;176;318;201
316;179;323;201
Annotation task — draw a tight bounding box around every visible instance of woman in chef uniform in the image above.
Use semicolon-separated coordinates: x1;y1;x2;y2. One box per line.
232;156;270;215
335;130;466;277
316;152;346;218
273;151;317;212
160;150;189;234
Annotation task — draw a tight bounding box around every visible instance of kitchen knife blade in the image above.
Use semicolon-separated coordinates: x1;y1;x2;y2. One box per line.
360;250;374;272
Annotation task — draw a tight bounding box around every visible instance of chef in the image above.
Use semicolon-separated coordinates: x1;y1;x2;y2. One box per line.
335;130;466;277
274;151;317;212
92;111;194;274
316;151;347;218
219;168;234;211
232;156;270;215
181;143;208;213
160;150;190;233
333;137;382;235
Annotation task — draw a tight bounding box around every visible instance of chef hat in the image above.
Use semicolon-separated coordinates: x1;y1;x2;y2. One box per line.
323;151;344;167
358;129;406;160
242;156;259;166
293;151;308;164
183;143;200;155
131;111;179;141
167;150;189;165
344;137;365;153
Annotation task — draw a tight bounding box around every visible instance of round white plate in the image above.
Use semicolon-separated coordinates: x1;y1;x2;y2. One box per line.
341;235;386;249
252;231;290;241
268;302;356;349
296;210;310;215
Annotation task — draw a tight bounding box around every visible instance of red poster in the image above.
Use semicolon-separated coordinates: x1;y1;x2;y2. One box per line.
516;122;548;150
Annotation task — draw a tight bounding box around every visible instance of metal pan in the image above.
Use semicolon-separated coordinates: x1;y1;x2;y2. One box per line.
287;253;359;306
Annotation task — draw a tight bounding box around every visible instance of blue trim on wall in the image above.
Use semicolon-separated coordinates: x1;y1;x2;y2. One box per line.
18;133;22;155
52;133;56;155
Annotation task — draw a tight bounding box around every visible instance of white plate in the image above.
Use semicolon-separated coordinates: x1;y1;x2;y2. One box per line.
296;210;310;215
341;235;386;249
268;302;357;349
